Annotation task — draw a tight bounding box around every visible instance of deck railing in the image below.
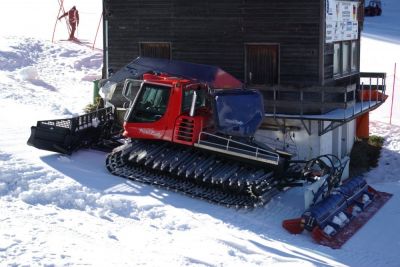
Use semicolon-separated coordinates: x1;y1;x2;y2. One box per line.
264;72;386;120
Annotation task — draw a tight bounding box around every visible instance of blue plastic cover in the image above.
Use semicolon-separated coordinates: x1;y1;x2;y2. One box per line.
338;176;367;198
212;89;264;137
306;194;346;228
107;57;243;89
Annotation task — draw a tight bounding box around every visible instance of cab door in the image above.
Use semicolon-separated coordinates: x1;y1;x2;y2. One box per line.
173;84;210;145
123;81;174;140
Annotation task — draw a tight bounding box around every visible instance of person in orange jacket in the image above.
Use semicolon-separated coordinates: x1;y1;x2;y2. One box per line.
58;6;80;40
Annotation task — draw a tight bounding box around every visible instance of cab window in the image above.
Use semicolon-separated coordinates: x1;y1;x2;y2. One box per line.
129;83;171;122
182;88;206;113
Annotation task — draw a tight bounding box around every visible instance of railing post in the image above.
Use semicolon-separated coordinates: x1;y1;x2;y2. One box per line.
273;87;277;116
360;82;364;111
383;73;386;95
390;63;397;125
344;86;347;120
369;77;372;108
300;90;304;116
353;86;356;116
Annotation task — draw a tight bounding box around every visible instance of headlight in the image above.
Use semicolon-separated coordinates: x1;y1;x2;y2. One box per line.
99;81;117;101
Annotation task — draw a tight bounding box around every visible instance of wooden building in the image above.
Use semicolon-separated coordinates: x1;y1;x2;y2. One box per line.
102;0;386;169
103;0;372;113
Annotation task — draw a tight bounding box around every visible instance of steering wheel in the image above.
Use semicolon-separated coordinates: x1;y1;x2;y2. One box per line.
143;101;153;110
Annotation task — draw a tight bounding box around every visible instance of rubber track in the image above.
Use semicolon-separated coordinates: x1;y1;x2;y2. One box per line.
105;140;281;208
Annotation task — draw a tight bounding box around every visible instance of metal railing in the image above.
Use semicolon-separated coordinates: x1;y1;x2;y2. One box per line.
194;132;280;165
39;107;114;132
265;72;387;119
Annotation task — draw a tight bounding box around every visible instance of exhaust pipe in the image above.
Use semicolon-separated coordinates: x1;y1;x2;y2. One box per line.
189;91;198;117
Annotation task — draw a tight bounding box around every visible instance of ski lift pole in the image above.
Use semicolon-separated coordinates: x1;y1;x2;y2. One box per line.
390;63;397;125
92;13;103;50
58;0;71;34
52;0;65;42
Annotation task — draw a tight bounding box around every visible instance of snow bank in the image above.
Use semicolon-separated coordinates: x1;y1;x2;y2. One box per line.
0;38;42;71
19;66;39;81
0;37;100;117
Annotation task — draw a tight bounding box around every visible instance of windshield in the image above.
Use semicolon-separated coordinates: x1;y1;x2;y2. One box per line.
128;83;171;123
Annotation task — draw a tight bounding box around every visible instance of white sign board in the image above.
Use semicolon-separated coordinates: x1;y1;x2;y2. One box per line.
325;0;359;43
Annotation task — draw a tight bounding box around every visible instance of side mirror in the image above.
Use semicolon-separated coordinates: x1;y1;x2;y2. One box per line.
122;79;142;101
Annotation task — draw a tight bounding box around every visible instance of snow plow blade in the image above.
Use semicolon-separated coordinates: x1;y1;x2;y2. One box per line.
282;176;392;249
27;107;117;154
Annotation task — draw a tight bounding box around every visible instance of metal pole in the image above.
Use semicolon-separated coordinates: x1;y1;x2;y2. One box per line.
361;83;364;111
102;0;109;79
390;63;397;125
52;0;64;42
189;91;198;117
58;0;71;35
369;77;372;108
92;13;103;50
104;18;109;78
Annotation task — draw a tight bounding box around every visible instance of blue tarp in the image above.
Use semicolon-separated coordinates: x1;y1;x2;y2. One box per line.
212;89;264;137
107;57;243;89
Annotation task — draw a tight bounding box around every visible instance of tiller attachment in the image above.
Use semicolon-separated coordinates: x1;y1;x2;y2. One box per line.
283;176;392;249
27;107;120;154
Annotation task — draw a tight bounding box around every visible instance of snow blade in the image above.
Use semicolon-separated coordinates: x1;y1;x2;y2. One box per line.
282;177;392;249
27;107;116;154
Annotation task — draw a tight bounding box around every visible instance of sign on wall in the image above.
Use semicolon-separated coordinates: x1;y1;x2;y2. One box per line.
325;0;359;43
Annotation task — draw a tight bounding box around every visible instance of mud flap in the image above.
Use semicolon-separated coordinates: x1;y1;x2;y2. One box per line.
27;107;117;154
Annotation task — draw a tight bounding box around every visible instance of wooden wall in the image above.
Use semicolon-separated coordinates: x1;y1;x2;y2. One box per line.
104;0;322;87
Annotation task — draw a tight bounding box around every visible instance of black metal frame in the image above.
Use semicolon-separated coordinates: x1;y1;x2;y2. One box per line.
27;107;117;154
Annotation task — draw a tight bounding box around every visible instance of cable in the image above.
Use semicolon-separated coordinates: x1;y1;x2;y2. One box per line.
301;154;343;205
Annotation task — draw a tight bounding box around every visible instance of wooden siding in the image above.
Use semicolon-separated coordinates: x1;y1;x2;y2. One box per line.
105;0;321;86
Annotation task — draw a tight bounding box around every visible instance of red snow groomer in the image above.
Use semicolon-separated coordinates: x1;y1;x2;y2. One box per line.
102;58;292;208
28;57;292;208
27;57;392;247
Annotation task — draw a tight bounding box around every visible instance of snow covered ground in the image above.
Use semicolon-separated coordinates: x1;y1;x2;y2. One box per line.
0;1;400;266
362;0;400;125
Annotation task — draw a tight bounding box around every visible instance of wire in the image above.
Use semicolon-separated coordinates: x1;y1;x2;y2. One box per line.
302;154;343;205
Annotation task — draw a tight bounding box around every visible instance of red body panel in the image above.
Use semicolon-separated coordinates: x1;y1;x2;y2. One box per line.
123;73;212;145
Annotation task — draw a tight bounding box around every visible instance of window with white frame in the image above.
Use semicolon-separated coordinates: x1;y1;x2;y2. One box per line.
342;41;351;74
333;43;341;76
351;41;359;71
333;40;359;77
